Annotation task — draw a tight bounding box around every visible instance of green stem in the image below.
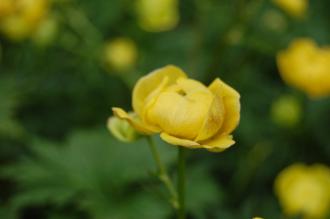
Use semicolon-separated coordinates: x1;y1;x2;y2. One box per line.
177;147;186;219
146;137;178;208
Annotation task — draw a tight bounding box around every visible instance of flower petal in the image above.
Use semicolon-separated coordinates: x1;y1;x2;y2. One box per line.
161;132;235;152
160;132;200;148
200;134;235;152
132;65;187;117
112;107;159;134
146;80;214;140
208;78;240;135
195;94;224;141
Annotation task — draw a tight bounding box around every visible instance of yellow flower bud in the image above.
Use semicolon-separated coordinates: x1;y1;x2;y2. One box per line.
107;115;140;142
277;38;330;98
271;95;301;127
136;0;179;32
0;0;49;41
103;38;138;72
273;0;308;18
275;164;330;219
253;217;264;219
112;65;241;152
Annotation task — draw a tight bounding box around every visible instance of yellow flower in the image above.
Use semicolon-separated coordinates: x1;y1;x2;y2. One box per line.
0;0;15;18
275;163;330;219
277;38;330;98
136;0;179;32
103;37;138;72
0;0;48;41
273;0;308;18
112;65;240;152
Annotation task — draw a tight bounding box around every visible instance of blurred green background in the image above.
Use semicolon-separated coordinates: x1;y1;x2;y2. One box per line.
0;0;329;218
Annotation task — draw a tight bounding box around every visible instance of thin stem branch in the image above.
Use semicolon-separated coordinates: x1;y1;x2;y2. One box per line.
177;147;186;219
146;136;178;208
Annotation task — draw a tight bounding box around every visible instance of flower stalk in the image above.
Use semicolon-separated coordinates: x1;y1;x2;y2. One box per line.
146;137;178;208
177;147;186;219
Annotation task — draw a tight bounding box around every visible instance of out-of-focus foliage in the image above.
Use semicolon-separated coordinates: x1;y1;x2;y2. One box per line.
0;0;330;218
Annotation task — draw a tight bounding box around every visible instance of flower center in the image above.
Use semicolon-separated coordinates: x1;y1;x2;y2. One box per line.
177;89;187;96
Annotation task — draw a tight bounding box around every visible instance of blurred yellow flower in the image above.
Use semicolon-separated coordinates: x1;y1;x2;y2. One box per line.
0;0;49;41
0;0;15;18
275;163;330;219
136;0;179;32
277;38;330;98
273;0;308;18
107;115;139;142
271;95;301;128
112;65;240;152
103;37;138;72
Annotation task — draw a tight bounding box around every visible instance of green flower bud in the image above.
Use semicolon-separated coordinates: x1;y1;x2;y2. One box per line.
107;115;140;142
271;95;302;127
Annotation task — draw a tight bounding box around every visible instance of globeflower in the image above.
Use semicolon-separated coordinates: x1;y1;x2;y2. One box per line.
112;65;240;152
275;163;330;219
277;38;330;98
136;0;179;32
0;0;48;41
273;0;308;18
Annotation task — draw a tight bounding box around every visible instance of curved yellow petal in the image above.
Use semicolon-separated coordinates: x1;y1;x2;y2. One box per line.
200;134;235;152
141;75;169;124
112;107;159;134
195;94;224;141
132;65;187;117
160;132;235;152
160;132;200;148
208;78;240;135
